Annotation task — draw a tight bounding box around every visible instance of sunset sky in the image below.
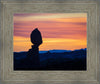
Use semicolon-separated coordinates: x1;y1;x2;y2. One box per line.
13;13;87;52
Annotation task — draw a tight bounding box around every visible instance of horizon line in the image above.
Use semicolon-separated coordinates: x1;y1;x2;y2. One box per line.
14;48;87;53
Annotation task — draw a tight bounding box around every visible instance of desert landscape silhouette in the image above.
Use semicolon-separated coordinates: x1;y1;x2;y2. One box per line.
14;13;87;70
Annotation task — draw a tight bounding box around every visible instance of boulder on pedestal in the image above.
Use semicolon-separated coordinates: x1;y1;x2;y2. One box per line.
26;28;43;69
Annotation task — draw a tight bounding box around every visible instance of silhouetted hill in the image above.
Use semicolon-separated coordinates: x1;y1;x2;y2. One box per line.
14;48;86;70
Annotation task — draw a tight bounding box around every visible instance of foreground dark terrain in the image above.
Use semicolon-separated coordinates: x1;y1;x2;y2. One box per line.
14;48;86;70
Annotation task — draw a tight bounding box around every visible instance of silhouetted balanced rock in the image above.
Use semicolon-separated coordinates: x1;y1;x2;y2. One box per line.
26;28;43;68
31;28;42;45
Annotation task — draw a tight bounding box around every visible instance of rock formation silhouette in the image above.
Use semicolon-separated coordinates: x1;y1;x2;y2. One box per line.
26;28;42;68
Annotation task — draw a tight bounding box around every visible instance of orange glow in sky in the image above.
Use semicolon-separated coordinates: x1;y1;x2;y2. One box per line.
13;13;87;52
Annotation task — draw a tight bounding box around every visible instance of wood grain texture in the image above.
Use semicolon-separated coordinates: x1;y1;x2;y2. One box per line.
0;0;100;84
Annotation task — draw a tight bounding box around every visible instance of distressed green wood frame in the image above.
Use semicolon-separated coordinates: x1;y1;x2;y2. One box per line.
0;0;100;84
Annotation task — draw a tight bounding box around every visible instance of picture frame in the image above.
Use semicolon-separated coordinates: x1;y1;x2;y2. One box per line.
0;0;100;84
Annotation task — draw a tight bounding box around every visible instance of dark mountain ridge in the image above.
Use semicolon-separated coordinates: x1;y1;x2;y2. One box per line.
14;48;86;70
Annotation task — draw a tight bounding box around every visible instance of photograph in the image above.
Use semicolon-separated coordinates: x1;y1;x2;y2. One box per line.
13;13;87;70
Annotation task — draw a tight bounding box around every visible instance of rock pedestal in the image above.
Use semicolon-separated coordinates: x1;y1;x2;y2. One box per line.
26;28;42;68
